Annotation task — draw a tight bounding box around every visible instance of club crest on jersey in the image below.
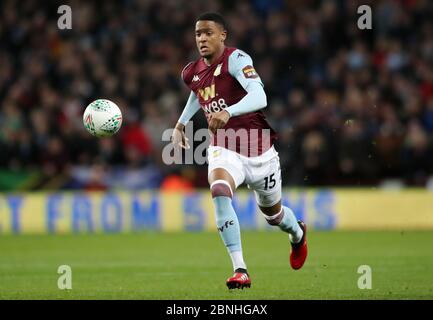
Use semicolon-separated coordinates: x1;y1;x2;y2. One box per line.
242;65;258;79
213;63;222;77
198;84;216;101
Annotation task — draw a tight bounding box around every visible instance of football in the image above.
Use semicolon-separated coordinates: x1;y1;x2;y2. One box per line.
83;99;123;137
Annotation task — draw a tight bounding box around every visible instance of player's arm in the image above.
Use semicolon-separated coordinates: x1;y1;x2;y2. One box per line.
224;82;266;117
171;91;200;149
208;50;267;134
225;50;267;117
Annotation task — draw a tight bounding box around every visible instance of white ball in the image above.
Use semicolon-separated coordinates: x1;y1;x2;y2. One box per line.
83;99;123;137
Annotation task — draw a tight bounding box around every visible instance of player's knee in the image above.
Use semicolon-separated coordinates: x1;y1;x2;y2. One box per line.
257;197;281;214
259;200;282;225
210;179;233;198
262;207;284;226
259;205;280;216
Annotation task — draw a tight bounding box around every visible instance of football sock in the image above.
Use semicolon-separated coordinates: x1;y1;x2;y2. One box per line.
212;195;247;271
230;251;247;272
263;206;303;243
235;268;248;275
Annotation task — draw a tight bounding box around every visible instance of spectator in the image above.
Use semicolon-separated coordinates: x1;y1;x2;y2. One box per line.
1;0;433;189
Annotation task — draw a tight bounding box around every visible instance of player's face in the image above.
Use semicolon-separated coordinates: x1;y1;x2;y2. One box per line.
195;20;226;59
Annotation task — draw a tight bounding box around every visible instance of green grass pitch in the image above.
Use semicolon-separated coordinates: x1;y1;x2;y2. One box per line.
0;230;432;299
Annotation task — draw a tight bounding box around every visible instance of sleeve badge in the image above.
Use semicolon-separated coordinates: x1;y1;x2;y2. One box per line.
242;65;259;79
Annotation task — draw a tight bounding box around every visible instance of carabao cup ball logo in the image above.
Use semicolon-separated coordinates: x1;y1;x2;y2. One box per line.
83;99;123;137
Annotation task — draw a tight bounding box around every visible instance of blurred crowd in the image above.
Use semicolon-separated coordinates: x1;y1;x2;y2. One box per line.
1;0;433;189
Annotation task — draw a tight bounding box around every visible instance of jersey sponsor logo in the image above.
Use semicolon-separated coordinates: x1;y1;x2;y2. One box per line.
242;65;258;79
213;63;222;76
198;84;216;101
203;98;228;113
192;75;200;82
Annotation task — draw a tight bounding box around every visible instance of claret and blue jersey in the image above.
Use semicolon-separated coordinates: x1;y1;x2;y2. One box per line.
179;47;277;156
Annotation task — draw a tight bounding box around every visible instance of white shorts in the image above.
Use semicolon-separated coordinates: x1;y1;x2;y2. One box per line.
207;145;282;207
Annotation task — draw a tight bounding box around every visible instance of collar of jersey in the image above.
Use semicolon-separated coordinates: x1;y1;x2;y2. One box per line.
203;46;227;68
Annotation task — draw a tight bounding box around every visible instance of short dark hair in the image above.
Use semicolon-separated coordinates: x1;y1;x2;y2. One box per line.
197;12;227;30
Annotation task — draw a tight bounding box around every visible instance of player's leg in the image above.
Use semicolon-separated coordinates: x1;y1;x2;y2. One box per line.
259;200;303;245
248;149;308;269
209;168;245;270
209;168;251;289
258;199;308;270
207;147;250;289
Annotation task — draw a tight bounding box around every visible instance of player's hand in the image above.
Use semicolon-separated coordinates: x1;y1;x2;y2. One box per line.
208;110;230;135
170;125;190;150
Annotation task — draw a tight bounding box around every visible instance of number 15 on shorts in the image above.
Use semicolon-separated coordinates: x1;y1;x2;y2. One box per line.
264;173;276;190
